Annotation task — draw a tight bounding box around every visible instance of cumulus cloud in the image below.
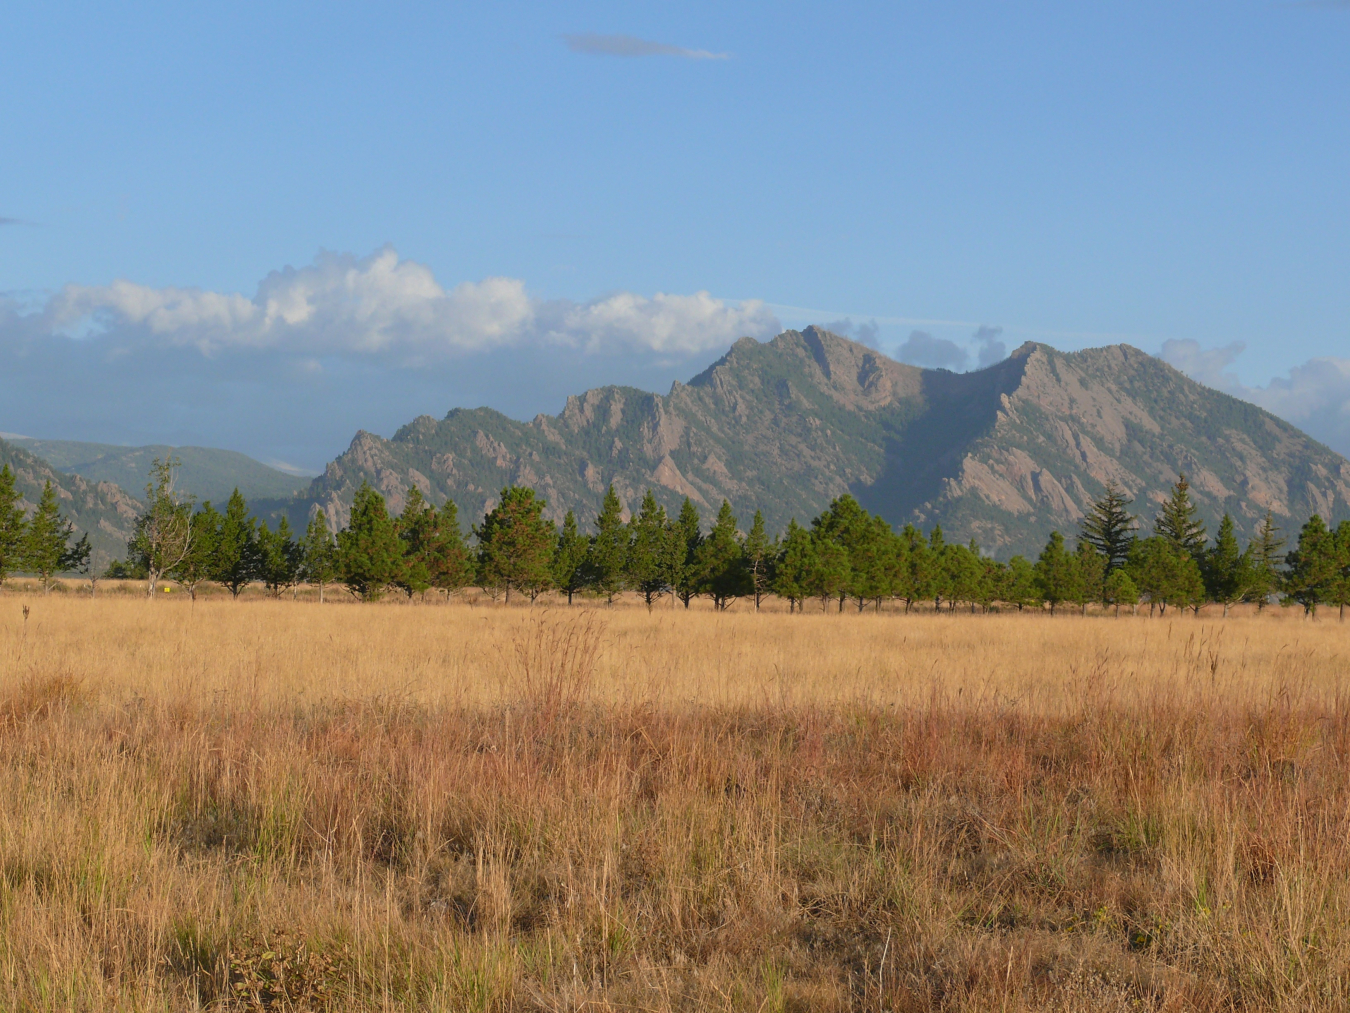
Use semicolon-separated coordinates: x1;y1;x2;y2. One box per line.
29;247;776;363
972;325;1007;368
896;330;968;370
563;34;728;59
1160;339;1350;458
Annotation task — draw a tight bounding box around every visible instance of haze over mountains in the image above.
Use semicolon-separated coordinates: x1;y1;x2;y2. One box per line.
5;328;1349;562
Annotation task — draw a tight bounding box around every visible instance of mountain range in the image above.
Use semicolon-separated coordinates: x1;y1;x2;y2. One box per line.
271;328;1350;558
6;328;1350;562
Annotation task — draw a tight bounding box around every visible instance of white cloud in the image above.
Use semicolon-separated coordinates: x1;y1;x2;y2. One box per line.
1160;339;1350;458
31;247;776;363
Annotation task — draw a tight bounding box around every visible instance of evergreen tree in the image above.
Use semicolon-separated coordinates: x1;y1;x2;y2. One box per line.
1034;531;1079;615
672;498;703;609
131;457;195;596
975;553;1003;613
212;488;259;599
174;502;221;600
928;526;951;611
426;497;474;600
812;495;869;611
1331;521;1350;622
1247;511;1286;610
551;510;589;604
1126;536;1204;615
475;486;556;604
0;464;25;583
694;500;751;611
944;541;986;614
585;485;629;605
1155;474;1207;559
807;534;850;612
897;524;932;612
1103;568;1140;616
1001;555;1040;611
257;516;302;598
742;509;775;611
771;520;813;613
337;483;404;601
1283;514;1338;617
1079;481;1137;572
22;481;86;594
847;516;898;611
300;508;338;603
1073;540;1106;615
393;487;435;599
626;490;679;611
1203;513;1256;617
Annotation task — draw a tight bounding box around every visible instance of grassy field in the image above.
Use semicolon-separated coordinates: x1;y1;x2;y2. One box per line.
1;596;1348;1011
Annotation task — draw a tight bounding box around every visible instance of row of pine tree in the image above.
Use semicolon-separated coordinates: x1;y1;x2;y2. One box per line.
3;459;1348;616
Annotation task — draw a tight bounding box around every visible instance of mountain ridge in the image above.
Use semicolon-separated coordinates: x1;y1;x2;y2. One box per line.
267;329;1350;557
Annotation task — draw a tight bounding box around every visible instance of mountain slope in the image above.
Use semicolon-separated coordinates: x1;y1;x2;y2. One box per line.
0;438;142;565
275;329;1350;558
5;438;308;504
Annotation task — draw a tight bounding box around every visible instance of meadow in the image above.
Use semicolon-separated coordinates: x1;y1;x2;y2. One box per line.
1;592;1347;1011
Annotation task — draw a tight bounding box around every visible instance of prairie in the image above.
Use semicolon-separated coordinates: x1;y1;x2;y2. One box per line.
0;595;1347;1011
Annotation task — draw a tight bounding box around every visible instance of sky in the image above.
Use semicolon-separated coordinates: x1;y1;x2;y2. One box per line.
3;0;1349;472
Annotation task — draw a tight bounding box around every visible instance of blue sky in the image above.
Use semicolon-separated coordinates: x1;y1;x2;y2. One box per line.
3;0;1350;470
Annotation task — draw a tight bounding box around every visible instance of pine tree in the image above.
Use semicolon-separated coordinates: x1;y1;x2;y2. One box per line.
898;525;932;612
337;483;404;601
928;526;950;611
1283;514;1338;617
672;498;703;608
1034;531;1080;615
22;481;83;594
0;464;25;583
1331;521;1350;622
393;487;435;599
212;488;259;598
300;508;338;603
1155;474;1207;559
257;516;301;598
474;486;556;604
174;502;221;600
771;520;813;613
813;495;869;610
1126;536;1204;616
1001;555;1040;612
626;490;678;611
552;510;589;604
1103;569;1140;616
1073;540;1106;615
426;497;474;600
1203;513;1256;617
1079;481;1137;572
1247;511;1285;610
741;510;775;611
584;485;629;605
694;500;750;611
807;535;850;613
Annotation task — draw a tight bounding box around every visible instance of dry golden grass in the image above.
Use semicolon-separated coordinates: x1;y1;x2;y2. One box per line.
1;594;1348;1010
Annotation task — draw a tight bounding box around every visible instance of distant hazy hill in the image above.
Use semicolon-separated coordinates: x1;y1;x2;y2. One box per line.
5;438;308;506
0;437;142;564
276;328;1350;558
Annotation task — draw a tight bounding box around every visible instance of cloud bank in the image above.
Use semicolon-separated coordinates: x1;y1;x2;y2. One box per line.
31;247;776;362
1159;339;1350;459
0;248;778;469
563;34;728;60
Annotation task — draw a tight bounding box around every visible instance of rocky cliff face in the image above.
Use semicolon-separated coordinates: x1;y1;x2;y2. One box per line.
0;438;143;564
276;329;1350;557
